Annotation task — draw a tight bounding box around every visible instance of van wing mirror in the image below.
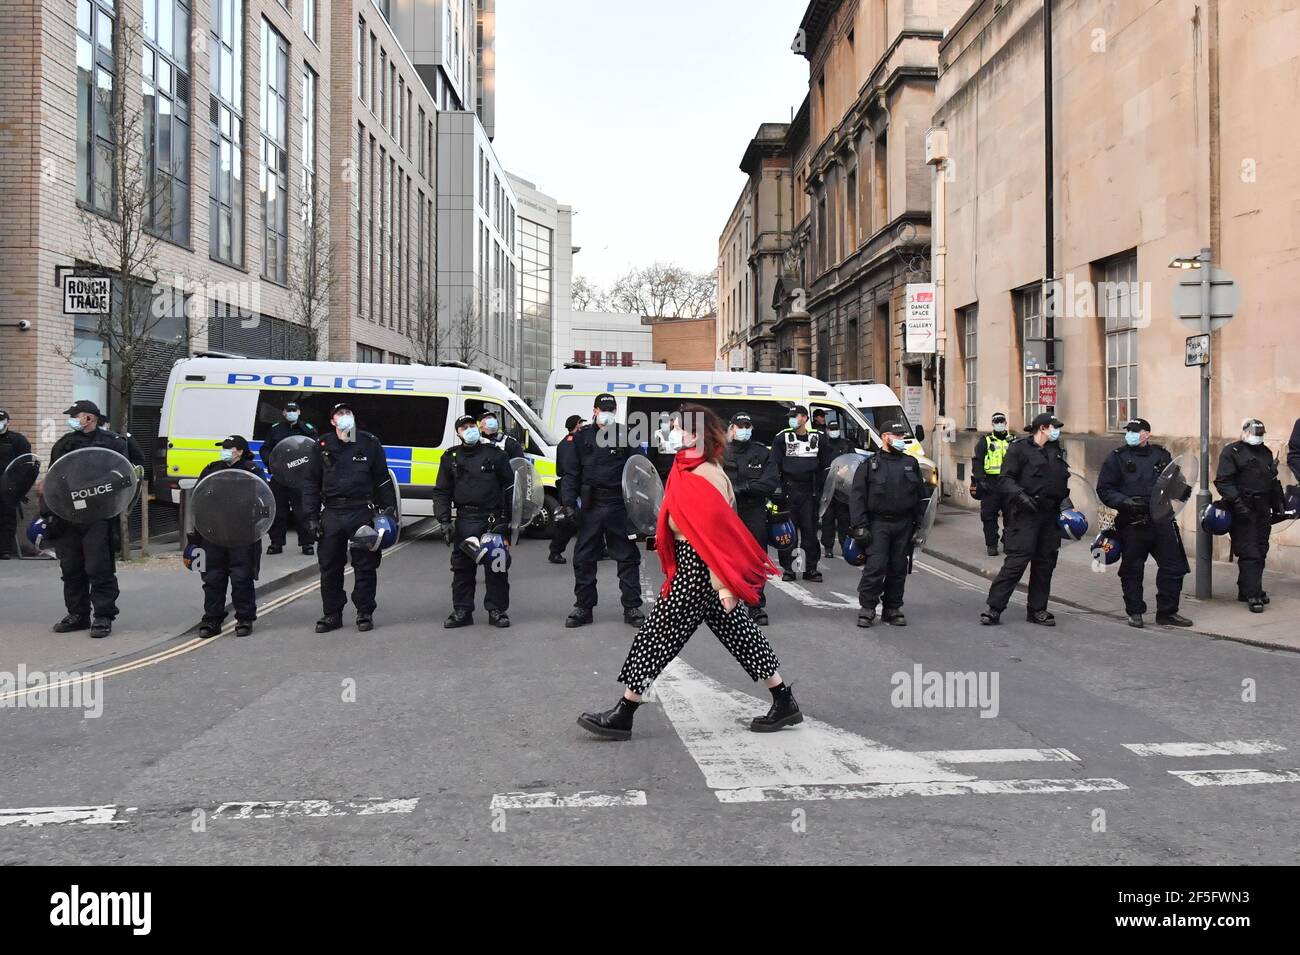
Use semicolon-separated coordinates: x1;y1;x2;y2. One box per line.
914;424;925;442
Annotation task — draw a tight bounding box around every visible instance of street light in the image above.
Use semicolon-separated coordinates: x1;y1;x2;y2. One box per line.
1168;255;1202;270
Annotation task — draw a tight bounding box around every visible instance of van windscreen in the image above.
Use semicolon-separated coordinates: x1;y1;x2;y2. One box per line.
857;405;913;437
252;391;449;447
626;397;792;447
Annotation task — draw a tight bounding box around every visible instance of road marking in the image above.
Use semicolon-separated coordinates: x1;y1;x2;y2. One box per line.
212;797;419;819
490;790;648;810
0;805;130;828
913;748;1081;764
1168;768;1300;787
1123;740;1286;758
768;578;858;610
715;777;1129;803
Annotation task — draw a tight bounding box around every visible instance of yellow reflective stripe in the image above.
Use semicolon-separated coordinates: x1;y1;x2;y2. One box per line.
166;438;223;478
532;455;557;488
983;436;1010;475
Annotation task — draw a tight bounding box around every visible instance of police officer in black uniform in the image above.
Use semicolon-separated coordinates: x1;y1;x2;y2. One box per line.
849;421;928;627
433;414;515;629
548;414;585;564
556;393;646;628
981;412;1074;627
188;436;267;638
260;401;317;556
96;413;146;470
818;414;855;558
972;411;1014;556
723;411;777;625
771;404;830;582
301;401;396;633
1287;417;1300;485
46;400;128;638
1214;417;1285;613
477;408;524;460
1096;418;1193;628
0;408;33;559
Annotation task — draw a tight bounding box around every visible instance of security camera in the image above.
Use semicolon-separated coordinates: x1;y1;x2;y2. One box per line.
17;320;32;331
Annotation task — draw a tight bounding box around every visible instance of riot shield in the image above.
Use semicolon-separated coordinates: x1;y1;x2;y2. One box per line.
509;457;543;544
818;452;867;519
914;489;940;550
190;469;276;548
622;455;664;537
42;446;138;525
1150;454;1198;522
387;467;403;545
2;452;41;500
1067;468;1102;534
266;434;321;490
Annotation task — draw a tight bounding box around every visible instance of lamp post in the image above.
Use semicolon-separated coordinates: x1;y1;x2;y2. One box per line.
1169;249;1213;599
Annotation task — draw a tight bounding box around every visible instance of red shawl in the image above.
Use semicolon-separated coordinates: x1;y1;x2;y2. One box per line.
655;450;780;604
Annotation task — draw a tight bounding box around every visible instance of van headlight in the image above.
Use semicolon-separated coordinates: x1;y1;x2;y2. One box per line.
921;462;938;486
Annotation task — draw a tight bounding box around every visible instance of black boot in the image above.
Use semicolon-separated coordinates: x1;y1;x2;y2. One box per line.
857;612;874;629
986;544;999;557
1155;611;1193;627
802;570;823;582
443;610;473;629
267;544;284;555
781;570;796;582
301;544;315;556
234;621;254;637
489;610;510;628
566;606;593;628
89;618;112;639
979;607;1001;626
751;683;803;733
1026;609;1056;627
577;697;640;740
623;606;646;627
547;553;567;564
315;614;343;633
197;619;222;639
356;613;374;632
1127;614;1144;628
52;614;91;633
882;610;907;627
750;607;769;626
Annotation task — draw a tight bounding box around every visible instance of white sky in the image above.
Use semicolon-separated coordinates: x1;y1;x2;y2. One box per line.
493;0;810;289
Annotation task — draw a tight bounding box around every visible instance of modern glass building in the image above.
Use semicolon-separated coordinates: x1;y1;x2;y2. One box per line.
508;173;573;410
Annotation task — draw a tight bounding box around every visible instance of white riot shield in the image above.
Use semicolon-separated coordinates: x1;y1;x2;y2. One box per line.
1150;454;1198;522
1067;468;1102;531
509;457;543;544
622;455;664;537
2;452;41;500
190;469;277;548
42;446;138;524
267;434;321;490
818;452;867;519
914;489;940;550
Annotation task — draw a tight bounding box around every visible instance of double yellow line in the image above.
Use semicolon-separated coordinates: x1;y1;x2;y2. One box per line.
0;528;433;705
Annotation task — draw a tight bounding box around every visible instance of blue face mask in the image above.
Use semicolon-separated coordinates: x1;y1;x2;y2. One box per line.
67;417;82;431
993;422;1007;433
596;411;615;427
735;428;752;442
482;417;498;433
890;437;907;451
1125;430;1141;447
335;414;356;433
788;417;799;430
0;420;6;433
1048;427;1062;442
220;449;234;463
286;411;300;423
462;427;481;445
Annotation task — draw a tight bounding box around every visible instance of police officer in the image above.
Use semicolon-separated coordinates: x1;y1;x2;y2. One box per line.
548;414;585;564
1214;418;1285;613
818;414;855;558
849;421;928;627
1096;418;1192;628
260;401;317;556
771;404;829;582
980;412;1073;627
301;401;396;633
0;408;33;559
972;411;1013;556
188;436;267;638
1287;417;1300;485
477;408;524;459
433;415;515;629
556;393;646;628
96;414;145;470
723;411;777;625
46;400;128;638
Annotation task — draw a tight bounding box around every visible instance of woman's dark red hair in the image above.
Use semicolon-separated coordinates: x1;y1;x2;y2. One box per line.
677;403;727;464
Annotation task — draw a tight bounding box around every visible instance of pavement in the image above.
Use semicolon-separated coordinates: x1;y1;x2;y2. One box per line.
2;518;1298;865
924;505;1300;653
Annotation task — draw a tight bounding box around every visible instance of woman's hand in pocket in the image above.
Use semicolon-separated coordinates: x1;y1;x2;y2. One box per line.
720;594;739;614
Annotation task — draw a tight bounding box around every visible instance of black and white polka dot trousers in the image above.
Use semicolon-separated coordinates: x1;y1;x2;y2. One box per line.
617;539;781;694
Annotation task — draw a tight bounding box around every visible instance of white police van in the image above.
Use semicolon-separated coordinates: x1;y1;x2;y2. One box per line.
541;366;938;486
157;356;560;519
829;380;927;453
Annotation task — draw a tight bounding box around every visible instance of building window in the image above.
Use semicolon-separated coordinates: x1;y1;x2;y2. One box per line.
77;0;117;213
573;350;585;364
605;351;617;367
300;65;316;223
209;0;244;265
356;17;366;104
1101;252;1140;429
622;352;633;367
589;351;601;367
356;123;364;316
1015;285;1045;425
961;305;978;429
259;19;289;284
397;77;404;147
143;0;192;245
357;344;383;363
303;0;315;42
379;50;386;126
417;107;425;175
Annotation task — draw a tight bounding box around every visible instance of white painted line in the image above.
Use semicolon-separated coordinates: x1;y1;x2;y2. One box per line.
768;578;858;610
490;790;648;810
913;747;1081;764
211;797;419;820
830;591;856;604
1169;768;1300;787
0;805;129;828
715;777;1129;803
1123;740;1286;758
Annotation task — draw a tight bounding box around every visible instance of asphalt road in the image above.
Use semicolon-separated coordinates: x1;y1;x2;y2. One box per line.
2;532;1297;865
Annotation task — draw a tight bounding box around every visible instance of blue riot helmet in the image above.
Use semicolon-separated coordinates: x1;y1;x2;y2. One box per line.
1201;502;1232;536
840;535;867;566
1089;528;1122;565
1057;508;1089;541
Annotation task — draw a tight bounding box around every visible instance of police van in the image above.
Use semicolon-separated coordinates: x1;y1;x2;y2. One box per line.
541;366;938;487
157;356;560;521
830;380;926;454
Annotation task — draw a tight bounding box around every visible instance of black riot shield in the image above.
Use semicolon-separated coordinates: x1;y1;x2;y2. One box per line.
190;469;277;548
42;446;138;524
622;455;664;537
266;434;321;490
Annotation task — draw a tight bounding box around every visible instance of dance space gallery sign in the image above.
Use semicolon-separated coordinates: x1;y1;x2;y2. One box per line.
904;284;936;354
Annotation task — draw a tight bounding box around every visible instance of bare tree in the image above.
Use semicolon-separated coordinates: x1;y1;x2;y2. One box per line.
608;262;717;319
452;296;481;366
571;274;608;312
287;179;336;360
410;272;442;365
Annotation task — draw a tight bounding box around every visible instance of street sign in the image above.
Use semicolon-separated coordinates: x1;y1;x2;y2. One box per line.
1185;334;1210;367
1037;375;1058;406
63;275;110;315
1172;267;1238;331
904;283;936;353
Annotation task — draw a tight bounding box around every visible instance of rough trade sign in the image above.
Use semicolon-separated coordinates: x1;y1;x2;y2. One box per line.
63;276;110;315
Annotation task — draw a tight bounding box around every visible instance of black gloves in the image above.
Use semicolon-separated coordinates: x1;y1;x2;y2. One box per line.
304;517;324;542
646;534;657;552
851;524;871;546
1231;498;1253;519
555;505;577;527
1016;492;1039;513
1121;496;1149;516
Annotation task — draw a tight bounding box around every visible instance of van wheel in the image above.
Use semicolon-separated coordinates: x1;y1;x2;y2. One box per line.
524;492;557;539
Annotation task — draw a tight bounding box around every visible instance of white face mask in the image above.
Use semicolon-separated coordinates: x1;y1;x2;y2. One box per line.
1048;427;1062;442
1244;434;1263;446
596;411;615;427
220;449;234;463
68;417;82;431
335;414;356;435
993;422;1007;433
667;430;695;453
734;428;752;442
286;411;300;423
828;427;841;438
0;420;7;433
